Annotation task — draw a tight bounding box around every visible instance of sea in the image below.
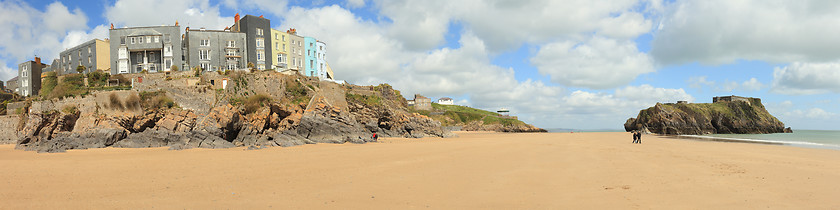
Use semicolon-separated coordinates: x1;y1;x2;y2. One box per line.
547;128;840;150
681;130;840;150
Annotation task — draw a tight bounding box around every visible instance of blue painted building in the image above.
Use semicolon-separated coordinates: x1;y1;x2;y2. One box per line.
304;37;317;77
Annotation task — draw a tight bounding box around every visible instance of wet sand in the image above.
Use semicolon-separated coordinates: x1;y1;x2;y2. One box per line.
1;132;839;209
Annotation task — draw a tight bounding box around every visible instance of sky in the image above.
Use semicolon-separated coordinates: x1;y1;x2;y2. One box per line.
1;0;839;130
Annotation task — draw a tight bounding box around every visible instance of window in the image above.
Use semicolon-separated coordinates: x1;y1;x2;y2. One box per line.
228;63;236;70
275;34;278;39
146;36;151;43
320;46;323;50
139;36;144;43
225;49;236;56
256;28;263;36
256;38;264;48
154;36;159;43
200;39;210;46
200;63;210;71
277;54;281;63
165;46;171;54
257;50;264;61
282;35;285;41
88;57;91;64
275;43;278;50
199;50;210;60
165;59;171;69
307;50;310;56
298;42;301;47
226;40;235;48
282;44;286;52
310;43;314;47
131;37;136;44
120;36;126;44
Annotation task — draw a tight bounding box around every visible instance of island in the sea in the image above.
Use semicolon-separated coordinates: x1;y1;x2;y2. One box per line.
624;95;792;135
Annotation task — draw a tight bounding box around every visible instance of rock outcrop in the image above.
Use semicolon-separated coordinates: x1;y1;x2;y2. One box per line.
13;71;456;152
624;97;791;135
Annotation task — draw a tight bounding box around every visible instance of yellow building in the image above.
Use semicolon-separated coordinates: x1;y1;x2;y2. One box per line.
270;28;289;71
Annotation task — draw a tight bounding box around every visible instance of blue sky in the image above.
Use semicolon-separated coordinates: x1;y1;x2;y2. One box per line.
1;0;839;130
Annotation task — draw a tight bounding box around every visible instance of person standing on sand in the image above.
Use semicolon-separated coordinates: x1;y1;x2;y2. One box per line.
632;131;638;143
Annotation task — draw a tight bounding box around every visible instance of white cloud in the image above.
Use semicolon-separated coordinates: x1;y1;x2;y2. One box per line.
0;1;89;81
615;84;694;103
531;37;654;89
373;0;656;51
771;61;840;95
652;0;840;65
105;0;234;30
62;25;110;50
688;76;765;93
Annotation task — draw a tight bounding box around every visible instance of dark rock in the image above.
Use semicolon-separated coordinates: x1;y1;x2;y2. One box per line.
625;98;788;135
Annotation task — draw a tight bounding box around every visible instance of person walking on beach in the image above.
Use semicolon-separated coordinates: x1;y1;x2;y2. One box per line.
635;131;642;144
631;131;638;144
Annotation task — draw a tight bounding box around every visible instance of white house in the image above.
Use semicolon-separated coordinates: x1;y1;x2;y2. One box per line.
437;97;454;105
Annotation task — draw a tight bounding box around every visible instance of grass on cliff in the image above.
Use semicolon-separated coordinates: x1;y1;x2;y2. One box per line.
346;93;382;107
412;103;526;127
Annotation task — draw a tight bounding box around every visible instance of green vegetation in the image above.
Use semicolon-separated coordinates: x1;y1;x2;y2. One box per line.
171;65;179;72
243;94;271;114
61;104;79;114
139;90;177;110
410;103;527;127
86;71;109;87
39;72;58;97
652;100;781;124
346;93;382;107
44;74;88;99
76;65;86;74
285;80;310;104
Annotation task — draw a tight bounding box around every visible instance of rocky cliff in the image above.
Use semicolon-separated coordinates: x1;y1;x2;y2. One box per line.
624;97;791;135
12;71;454;153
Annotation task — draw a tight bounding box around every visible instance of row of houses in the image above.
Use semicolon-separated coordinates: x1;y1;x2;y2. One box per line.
3;14;334;97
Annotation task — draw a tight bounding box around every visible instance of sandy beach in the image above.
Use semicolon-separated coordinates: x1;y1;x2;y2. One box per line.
1;131;839;209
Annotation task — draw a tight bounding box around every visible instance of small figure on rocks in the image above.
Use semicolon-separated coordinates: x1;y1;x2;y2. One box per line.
372;132;378;141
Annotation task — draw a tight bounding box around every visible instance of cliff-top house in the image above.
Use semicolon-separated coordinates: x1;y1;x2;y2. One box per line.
109;24;183;74
59;38;110;75
17;57;48;97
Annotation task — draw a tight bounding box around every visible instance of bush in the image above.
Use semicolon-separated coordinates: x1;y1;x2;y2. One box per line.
243;94;271;114
108;92;124;110
46;74;87;99
139;90;177;110
124;93;141;110
86;71;109;87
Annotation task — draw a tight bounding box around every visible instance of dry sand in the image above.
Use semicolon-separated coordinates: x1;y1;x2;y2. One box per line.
1;132;839;209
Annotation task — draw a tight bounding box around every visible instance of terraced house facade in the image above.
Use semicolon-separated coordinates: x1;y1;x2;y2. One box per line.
184;28;248;71
109;25;183;75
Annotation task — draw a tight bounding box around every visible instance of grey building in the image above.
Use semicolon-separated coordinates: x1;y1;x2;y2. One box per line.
6;77;17;94
109;25;183;75
59;39;110;75
17;57;47;97
184;28;248;71
231;14;272;70
287;30;305;72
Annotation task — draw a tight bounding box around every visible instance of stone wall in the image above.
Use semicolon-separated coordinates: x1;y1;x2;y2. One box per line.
0;115;19;144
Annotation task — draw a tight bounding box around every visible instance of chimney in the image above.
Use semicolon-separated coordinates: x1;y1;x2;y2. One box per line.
175;21;179;26
259;15;264;18
234;13;240;23
186;26;190;31
35;56;41;65
110;23;114;29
